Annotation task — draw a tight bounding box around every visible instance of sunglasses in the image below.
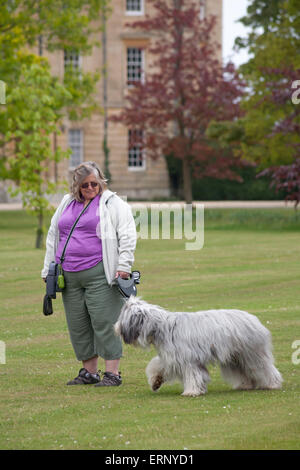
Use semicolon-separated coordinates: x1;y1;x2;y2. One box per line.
81;181;99;189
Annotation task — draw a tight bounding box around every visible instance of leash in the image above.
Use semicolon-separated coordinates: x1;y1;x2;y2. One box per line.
117;271;141;298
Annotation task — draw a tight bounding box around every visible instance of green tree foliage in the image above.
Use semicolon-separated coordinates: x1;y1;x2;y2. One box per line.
209;0;299;175
235;0;285;53
238;0;300;168
0;0;110;247
4;63;72;248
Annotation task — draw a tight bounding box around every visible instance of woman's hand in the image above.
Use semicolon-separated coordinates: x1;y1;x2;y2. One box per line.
115;271;130;280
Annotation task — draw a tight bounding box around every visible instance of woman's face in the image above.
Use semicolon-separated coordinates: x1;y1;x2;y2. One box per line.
80;172;100;201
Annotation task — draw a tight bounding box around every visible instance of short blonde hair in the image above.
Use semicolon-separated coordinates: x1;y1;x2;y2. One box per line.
71;161;108;202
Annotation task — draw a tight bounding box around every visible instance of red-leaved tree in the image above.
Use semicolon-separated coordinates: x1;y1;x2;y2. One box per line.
111;0;245;202
259;159;300;209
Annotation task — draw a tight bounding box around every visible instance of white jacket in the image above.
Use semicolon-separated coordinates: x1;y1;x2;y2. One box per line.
41;190;137;285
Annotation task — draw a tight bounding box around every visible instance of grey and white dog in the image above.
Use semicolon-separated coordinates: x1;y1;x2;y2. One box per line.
114;296;282;396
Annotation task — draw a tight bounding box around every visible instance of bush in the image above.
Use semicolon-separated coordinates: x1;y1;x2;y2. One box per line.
192;166;285;201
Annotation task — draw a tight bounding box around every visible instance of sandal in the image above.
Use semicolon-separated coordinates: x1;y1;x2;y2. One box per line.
94;371;122;387
66;368;101;385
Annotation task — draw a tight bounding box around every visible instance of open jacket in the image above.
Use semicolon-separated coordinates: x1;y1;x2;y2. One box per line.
41;190;137;285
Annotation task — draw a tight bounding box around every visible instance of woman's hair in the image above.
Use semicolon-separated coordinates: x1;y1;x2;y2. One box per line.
71;161;108;202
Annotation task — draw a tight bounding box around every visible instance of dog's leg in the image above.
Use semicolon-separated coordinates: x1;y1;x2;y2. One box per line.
146;356;165;392
220;363;254;390
221;346;282;391
255;364;282;390
249;351;282;390
181;364;210;397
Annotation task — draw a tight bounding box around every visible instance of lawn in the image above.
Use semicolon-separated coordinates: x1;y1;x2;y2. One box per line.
0;208;299;450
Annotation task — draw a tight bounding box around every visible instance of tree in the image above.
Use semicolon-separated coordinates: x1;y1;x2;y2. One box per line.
4;63;72;248
0;0;110;125
235;0;300;201
210;0;300;205
235;0;285;51
0;0;110;246
0;0;110;85
111;0;245;203
101;3;112;183
259;159;300;209
0;0;110;53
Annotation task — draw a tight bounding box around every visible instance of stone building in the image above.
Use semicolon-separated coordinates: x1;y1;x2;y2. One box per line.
20;0;223;201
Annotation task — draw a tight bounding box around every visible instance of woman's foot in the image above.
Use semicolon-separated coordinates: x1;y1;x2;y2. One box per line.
94;371;122;387
67;368;101;385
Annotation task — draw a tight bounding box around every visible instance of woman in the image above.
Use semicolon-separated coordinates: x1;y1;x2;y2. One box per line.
42;161;137;387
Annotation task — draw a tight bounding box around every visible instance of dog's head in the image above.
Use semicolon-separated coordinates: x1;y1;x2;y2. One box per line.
114;296;147;346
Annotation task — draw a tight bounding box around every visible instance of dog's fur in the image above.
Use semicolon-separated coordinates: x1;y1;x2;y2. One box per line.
114;297;282;396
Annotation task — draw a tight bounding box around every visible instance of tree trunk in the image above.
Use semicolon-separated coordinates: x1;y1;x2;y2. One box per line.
54;131;58;183
102;5;111;182
182;158;193;204
36;211;44;249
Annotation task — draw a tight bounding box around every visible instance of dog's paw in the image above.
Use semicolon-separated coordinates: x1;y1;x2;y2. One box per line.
151;375;164;391
181;390;206;397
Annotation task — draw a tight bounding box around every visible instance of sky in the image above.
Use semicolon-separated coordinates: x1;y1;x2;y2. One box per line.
222;0;251;67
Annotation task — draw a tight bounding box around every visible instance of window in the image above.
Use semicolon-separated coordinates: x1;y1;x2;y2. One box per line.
128;130;145;170
126;0;144;15
64;50;81;72
199;0;206;20
68;129;83;168
127;47;144;86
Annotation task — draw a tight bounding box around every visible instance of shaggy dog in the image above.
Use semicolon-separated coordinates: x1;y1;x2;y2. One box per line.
114;297;282;396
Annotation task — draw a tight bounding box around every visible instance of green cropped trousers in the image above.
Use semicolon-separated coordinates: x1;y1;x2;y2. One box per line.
62;261;124;361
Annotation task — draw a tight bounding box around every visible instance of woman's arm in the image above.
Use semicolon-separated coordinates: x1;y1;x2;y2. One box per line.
111;198;137;276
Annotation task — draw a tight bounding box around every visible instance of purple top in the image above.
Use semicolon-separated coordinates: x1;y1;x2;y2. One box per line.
56;194;102;272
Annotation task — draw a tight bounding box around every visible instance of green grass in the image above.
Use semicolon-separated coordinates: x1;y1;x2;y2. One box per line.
0;209;299;450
